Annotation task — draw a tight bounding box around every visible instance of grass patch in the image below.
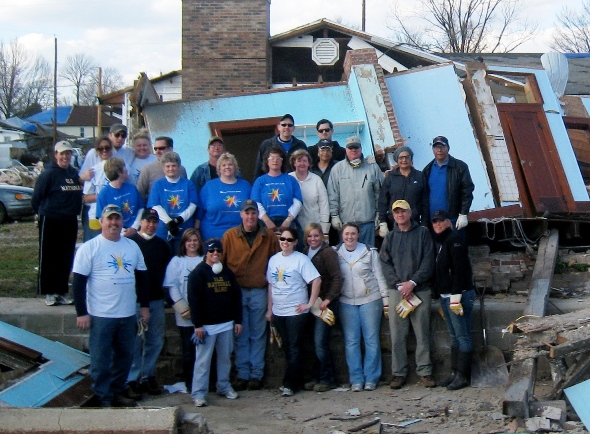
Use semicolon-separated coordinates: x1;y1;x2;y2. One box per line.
0;221;39;297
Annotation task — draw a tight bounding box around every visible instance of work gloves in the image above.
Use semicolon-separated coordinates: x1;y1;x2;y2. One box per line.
395;294;422;318
382;296;390;319
456;214;468;230
378;222;389;238
331;215;343;231
172;299;191;320
269;323;282;348
310;298;335;326
450;294;464;316
320;222;331;235
167;216;184;236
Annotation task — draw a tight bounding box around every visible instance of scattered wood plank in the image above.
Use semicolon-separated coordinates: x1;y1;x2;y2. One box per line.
348;417;380;432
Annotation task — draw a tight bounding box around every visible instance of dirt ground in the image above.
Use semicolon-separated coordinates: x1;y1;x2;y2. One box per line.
140;380;586;434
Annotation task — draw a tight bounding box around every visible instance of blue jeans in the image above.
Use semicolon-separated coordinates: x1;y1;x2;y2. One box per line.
235;287;268;381
127;299;166;383
339;299;382;385
191;328;234;400
440;289;475;353
273;314;308;391
358;221;376;247
89;315;137;402
313;300;339;385
389;288;432;377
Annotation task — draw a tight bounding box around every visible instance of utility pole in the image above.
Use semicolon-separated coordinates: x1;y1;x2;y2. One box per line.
53;37;57;145
362;0;366;31
97;67;102;138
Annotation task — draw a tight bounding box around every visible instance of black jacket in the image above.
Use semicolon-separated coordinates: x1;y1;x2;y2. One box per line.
128;233;172;301
187;261;242;328
307;140;346;166
32;162;82;219
378;167;428;227
433;227;473;297
254;135;307;178
422;155;474;220
304;242;342;302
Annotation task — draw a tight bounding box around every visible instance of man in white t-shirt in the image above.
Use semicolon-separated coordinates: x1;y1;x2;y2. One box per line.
73;204;151;408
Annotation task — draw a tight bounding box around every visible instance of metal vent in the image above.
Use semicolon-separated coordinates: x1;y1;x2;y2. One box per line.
311;38;339;66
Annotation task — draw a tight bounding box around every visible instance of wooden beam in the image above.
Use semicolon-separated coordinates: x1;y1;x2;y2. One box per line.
503;229;559;417
550;337;590;359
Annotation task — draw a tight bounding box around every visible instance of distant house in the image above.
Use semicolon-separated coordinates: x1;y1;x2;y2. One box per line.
25;106;119;140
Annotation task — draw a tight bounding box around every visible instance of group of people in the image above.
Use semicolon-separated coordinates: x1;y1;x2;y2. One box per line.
31;113;477;408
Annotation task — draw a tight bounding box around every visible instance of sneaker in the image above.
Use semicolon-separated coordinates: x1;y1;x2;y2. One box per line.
247;379;262;390
142;376;162;395
364;382;376;391
45;294;58;306
220;388;239;400
420;375;437;388
194;398;208;407
304;381;317;391
233;378;249;391
56;294;74;305
112;394;138;407
313;383;334;392
279;386;294;396
389;376;406;389
123;382;143;400
351;383;363;392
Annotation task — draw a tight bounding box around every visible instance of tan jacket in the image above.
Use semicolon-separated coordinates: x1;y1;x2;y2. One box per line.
221;224;280;289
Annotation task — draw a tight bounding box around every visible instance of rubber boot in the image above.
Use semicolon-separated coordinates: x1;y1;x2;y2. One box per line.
447;351;471;391
438;346;458;387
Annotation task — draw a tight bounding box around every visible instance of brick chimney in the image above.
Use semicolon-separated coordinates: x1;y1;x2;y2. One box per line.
182;0;271;99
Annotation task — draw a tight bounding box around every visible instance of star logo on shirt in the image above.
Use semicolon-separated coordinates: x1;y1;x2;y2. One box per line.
167;194;183;209
224;195;239;208
108;254;133;274
121;200;131;214
271;266;291;285
268;188;282;202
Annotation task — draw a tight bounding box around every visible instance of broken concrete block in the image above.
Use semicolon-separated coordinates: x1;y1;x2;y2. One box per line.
525;416;551;431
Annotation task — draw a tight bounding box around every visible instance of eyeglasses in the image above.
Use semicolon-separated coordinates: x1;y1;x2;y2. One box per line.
114;133;127;138
97;146;112;152
268;156;283;161
319;146;332;152
279;237;295;242
318;128;332;133
154;146;168;151
209;143;224;148
397;155;411;160
207;248;222;253
280;123;294;128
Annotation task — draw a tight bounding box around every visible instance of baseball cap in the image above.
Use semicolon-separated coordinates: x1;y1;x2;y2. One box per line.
141;208;159;221
240;199;258;212
280;113;294;124
318;139;333;150
431;209;450;222
206;239;223;252
391;200;411;210
432;136;449;147
54;141;73;153
345;136;361;148
208;136;224;146
109;123;127;134
101;204;122;218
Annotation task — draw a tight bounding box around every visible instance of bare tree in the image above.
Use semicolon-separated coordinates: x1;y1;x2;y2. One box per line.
0;39;52;119
79;67;124;105
388;0;538;53
60;53;96;105
551;0;590;53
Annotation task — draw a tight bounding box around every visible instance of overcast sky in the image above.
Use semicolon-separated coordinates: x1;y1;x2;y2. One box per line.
0;0;582;93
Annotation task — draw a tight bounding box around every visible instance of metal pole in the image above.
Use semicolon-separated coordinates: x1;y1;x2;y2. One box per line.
53;37;57;145
362;0;366;31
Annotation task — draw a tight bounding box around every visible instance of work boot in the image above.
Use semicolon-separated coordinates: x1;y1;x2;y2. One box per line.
420;375;437;388
112;394;139;407
233;378;249;391
438;345;458;387
447;351;472;391
142;376;162;395
123;381;142;400
389;376;406;389
247;379;262;390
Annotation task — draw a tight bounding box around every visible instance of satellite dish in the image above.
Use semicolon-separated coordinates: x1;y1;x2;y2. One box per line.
541;52;569;97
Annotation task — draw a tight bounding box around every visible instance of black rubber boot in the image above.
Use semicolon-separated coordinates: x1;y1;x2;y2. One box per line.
447;351;471;391
438;346;458;387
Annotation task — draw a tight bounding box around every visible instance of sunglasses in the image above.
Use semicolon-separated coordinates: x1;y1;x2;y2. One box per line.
114;133;127;138
268;156;283;161
347;145;360;150
153;146;168;151
317;128;332;133
279;237;295;242
97;146;112;152
207;248;222;253
280;123;294;128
